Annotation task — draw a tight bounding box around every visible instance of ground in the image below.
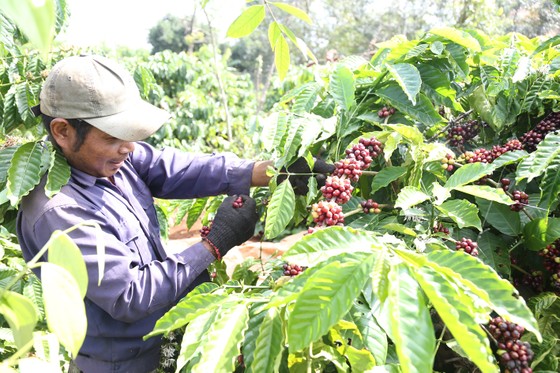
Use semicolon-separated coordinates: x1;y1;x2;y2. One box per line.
166;220;305;275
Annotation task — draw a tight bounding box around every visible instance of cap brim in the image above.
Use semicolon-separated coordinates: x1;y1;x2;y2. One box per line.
85;100;170;142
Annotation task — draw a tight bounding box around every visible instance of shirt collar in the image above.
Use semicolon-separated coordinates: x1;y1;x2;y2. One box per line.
70;167;109;187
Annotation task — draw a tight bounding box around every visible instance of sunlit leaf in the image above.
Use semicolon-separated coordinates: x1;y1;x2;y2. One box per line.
41;263;86;357
264;180;295;239
0;290;37;351
274;35;290;80
287;255;376;352
436;199;482;230
270;2;312;24
46;231;88;298
395;186;430;211
226;5;265;38
190;302;249;373
0;0;56;57
388;264;435;373
386;63;421;105
329;64;355;111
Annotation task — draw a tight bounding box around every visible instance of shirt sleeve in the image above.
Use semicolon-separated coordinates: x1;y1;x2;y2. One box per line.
129;142;255;199
32;204;216;323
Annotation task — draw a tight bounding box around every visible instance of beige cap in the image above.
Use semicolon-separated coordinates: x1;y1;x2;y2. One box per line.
35;55;170;141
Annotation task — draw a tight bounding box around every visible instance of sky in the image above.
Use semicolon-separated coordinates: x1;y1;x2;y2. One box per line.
57;0;245;50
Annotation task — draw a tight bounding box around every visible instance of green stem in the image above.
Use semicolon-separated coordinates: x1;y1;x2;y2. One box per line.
511;263;531;276
361;170;378;176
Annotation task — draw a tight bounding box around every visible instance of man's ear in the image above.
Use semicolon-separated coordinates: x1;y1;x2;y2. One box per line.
50;118;73;151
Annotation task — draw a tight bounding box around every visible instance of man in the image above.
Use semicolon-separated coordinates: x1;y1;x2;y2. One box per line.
16;55;332;373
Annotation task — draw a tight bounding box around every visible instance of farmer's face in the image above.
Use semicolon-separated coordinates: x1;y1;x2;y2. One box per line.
51;119;135;178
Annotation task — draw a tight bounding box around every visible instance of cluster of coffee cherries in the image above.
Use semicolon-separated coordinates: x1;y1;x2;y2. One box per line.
200;224;211;237
440;153;456;172
433;222;450;235
456;139;523;166
539;241;560;291
487;316;534;373
447;119;481;146
282;263;306;277
510;190;529;212
311;200;345;227
232;196;244;208
455;237;479;256
520;111;560;151
308;137;384;231
378;106;396;118
360;199;381;214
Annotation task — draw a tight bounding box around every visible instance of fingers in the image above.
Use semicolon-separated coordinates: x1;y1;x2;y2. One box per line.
313;158;335;174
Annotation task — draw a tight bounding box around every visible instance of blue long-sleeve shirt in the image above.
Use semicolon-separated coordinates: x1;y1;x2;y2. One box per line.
16;141;255;373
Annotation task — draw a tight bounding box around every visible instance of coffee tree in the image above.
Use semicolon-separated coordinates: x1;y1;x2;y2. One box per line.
149;29;560;372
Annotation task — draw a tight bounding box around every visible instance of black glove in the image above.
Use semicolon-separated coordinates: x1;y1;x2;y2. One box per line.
205;195;258;257
278;157;335;195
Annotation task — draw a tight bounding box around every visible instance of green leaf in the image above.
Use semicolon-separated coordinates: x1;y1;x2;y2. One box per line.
539;160;560;211
281;120;304;162
417;63;462;111
395;186;430;211
388;264;435;373
533;34;560;55
45;150;70;198
377;82;442;127
287;255;376;353
0;290;37;351
146;289;224;338
0;0;56;57
6;141;47;206
424;249;541;340
269;2;312;24
283;226;383;265
371;250;390;302
348;302;388;365
226;5;265;38
476;198;521;236
385;124;424;145
453;185;512;205
251;308;283;373
520;74;549;113
436;199;482;230
0;146;17;185
41;263;87;357
268;21;281;49
264;180;295;240
411;265;498;372
274;35;290;81
242;304;268;373
175;308;218;373
523;217;560;251
468;86;496;130
262;112;288;152
430;27;481;52
385;63;421;105
329;64;355;111
292;82;321;114
46;231;88;298
186;197;208;229
22;275;44;319
490;150;528;169
2;86;19;134
444;162;496;189
190;302;249;373
517;132;560;182
371;166;407;193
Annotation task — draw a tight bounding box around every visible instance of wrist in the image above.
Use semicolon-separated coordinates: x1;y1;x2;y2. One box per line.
201;238;221;260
